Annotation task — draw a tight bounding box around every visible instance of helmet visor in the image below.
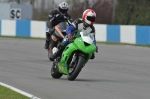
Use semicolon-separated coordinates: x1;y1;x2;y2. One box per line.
87;16;95;22
59;7;68;14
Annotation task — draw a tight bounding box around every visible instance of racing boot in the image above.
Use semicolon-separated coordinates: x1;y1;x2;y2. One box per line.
50;43;66;61
44;40;49;49
44;32;50;49
90;53;95;59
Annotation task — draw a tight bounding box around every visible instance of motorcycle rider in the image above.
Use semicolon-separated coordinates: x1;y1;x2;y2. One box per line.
50;9;98;61
44;2;72;49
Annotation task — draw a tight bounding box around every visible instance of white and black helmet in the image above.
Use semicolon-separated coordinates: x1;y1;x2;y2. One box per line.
58;2;69;14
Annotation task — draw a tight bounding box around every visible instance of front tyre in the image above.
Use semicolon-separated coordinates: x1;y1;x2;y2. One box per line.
67;56;85;81
51;62;63;79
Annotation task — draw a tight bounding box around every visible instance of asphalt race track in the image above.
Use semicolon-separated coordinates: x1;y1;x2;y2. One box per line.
0;38;150;99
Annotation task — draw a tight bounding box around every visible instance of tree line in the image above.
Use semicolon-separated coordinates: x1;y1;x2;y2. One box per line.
2;0;150;25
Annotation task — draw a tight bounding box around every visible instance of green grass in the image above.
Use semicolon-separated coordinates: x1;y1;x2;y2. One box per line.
0;85;30;99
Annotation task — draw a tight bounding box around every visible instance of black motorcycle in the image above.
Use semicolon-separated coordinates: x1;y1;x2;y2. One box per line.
48;22;68;61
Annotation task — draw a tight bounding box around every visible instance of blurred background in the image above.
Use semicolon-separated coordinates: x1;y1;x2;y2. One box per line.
0;0;150;25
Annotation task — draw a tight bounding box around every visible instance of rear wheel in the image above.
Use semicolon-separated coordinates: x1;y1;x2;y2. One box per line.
51;62;63;78
67;56;85;81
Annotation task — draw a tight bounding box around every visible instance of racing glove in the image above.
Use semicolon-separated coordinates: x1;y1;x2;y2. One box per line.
67;34;73;40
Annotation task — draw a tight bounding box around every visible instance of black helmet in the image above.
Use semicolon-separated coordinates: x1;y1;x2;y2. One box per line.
58;2;69;14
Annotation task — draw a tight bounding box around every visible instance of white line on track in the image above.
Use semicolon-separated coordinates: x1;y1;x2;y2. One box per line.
0;82;41;99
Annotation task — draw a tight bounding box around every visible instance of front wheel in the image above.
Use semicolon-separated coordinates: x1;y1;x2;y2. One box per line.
67;56;85;81
51;62;63;79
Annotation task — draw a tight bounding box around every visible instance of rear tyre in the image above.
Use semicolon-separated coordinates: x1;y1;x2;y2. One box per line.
51;62;63;79
67;56;85;81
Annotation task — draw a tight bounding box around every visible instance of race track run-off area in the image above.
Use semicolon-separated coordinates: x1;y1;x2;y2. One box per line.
0;38;150;99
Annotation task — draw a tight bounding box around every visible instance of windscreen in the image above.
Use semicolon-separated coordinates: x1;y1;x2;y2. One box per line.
57;22;68;31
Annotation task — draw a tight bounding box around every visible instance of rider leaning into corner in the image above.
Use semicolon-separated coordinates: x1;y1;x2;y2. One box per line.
50;9;98;61
44;2;72;49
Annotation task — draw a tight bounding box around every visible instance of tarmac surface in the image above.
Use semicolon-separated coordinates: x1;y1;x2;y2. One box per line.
0;38;150;99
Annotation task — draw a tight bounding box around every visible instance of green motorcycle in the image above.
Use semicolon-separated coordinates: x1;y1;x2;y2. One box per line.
51;31;96;81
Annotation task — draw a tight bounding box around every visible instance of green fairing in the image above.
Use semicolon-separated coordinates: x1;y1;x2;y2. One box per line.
74;37;96;65
58;43;78;74
58;37;96;74
74;37;96;54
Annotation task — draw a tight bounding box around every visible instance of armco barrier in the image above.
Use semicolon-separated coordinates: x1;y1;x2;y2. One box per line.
0;20;150;45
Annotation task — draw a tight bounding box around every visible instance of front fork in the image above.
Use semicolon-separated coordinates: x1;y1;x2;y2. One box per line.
69;52;89;68
69;53;77;68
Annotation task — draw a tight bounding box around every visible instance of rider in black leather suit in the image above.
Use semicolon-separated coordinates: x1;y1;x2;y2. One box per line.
45;2;72;49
